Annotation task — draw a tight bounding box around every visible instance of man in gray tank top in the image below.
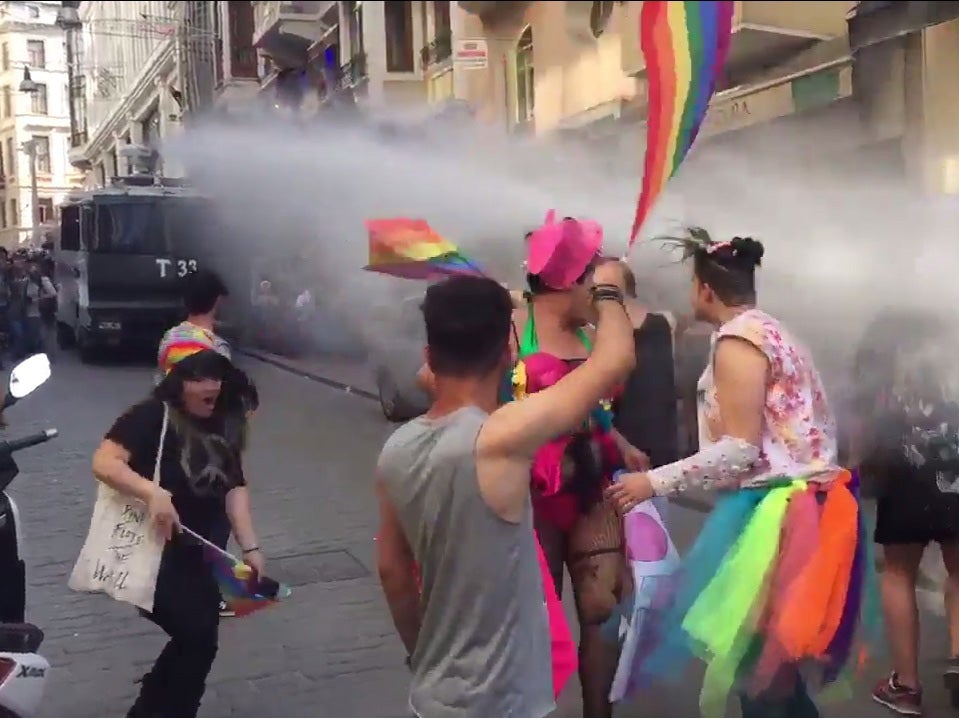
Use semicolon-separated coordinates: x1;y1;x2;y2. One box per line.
375;267;636;717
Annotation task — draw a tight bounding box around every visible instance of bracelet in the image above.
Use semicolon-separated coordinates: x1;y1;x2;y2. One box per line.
242;546;260;554
591;285;625;306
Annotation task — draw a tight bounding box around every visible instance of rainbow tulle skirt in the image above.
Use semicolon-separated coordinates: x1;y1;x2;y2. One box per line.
635;470;882;715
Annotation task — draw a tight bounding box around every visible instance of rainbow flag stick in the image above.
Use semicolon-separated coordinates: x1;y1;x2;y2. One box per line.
179;526;290;617
627;1;734;250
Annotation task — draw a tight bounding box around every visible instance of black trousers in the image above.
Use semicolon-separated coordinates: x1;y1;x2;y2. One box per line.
128;545;220;718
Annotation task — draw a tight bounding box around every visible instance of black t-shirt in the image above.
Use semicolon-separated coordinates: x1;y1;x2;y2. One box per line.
854;312;959;496
105;398;246;548
614;313;679;468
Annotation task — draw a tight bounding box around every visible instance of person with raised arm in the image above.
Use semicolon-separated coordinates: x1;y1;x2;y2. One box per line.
376;263;634;718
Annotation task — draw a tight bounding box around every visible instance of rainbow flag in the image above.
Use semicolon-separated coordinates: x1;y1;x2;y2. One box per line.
364;218;485;281
628;1;735;247
180;526;290;618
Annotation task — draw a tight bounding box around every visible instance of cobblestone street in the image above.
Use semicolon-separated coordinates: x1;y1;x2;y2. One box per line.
4;353;954;716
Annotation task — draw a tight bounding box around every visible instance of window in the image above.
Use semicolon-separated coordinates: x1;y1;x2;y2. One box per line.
60;205;80;250
33;136;50;173
8;199;17;228
385;1;414;72
515;27;534;125
346;1;365;58
1;43;8;71
227;0;258;79
5;138;13;176
0;143;4;177
0;203;5;229
589;1;614;38
2;87;10;118
27;40;45;69
31;83;47;115
94;202;167;254
37;198;54;223
433;1;451;36
141;106;160;147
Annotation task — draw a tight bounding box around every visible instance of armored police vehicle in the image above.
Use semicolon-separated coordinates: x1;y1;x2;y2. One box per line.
53;163;222;361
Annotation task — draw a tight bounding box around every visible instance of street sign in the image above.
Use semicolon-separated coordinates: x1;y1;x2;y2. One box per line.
454;39;488;70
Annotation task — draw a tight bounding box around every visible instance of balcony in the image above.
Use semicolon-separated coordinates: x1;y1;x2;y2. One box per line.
847;0;959;52
253;1;334;67
420;29;452;72
622;1;849;78
339;53;368;89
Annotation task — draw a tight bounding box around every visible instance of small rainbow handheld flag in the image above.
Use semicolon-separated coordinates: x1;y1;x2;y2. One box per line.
364;218;485;281
628;1;734;248
180;526;290;618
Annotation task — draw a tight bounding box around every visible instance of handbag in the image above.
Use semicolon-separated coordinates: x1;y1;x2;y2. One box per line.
68;403;170;612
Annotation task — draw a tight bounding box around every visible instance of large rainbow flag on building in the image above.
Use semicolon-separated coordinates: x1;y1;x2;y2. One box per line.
628;1;735;248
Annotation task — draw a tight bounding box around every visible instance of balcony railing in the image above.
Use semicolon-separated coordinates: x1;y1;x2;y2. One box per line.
420;29;452;70
339;52;368;89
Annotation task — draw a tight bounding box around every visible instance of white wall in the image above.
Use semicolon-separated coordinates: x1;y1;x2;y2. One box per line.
77;0;182;183
0;1;79;245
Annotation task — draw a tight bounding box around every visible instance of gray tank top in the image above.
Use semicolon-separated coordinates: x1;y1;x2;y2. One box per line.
378;406;554;718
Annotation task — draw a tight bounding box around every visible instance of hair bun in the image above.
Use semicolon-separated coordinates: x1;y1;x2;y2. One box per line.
729;236;764;267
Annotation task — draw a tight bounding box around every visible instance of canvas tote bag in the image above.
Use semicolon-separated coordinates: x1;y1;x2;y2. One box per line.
69;403;170;612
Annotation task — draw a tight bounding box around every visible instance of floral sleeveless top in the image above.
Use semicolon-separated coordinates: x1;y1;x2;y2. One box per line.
698;308;839;485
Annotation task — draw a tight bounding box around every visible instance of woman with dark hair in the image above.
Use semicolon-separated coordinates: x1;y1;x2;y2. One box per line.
608;229;874;717
92;333;261;718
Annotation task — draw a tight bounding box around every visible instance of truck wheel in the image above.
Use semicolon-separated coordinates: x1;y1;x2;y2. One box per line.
56;321;75;350
376;369;417;423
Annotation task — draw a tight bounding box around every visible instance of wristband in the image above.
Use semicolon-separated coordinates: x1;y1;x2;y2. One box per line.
591;284;625;306
242;546;260;554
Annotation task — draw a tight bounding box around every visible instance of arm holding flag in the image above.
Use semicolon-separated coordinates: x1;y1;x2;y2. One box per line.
226;485;264;576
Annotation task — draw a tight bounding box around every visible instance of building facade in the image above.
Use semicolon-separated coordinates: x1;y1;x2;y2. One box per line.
251;1;472;116
0;0;80;246
67;1;184;185
62;1;959;198
453;0;959;196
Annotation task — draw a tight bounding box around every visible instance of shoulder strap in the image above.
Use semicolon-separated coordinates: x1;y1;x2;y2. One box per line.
576;326;593;352
153;403;169;483
519;303;538;357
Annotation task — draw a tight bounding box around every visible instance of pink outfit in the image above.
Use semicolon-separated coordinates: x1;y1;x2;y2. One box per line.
536;534;577;697
524;352;620;532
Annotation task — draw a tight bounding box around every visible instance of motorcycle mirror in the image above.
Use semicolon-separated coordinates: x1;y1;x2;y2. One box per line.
9;353;51;399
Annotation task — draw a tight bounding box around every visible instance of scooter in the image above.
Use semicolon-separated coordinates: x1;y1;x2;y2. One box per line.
0;354;58;718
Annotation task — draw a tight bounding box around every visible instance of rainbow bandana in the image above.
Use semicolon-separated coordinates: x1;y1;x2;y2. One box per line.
157;322;228;376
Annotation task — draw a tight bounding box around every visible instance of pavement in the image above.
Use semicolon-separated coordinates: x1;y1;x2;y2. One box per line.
7;351;959;717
